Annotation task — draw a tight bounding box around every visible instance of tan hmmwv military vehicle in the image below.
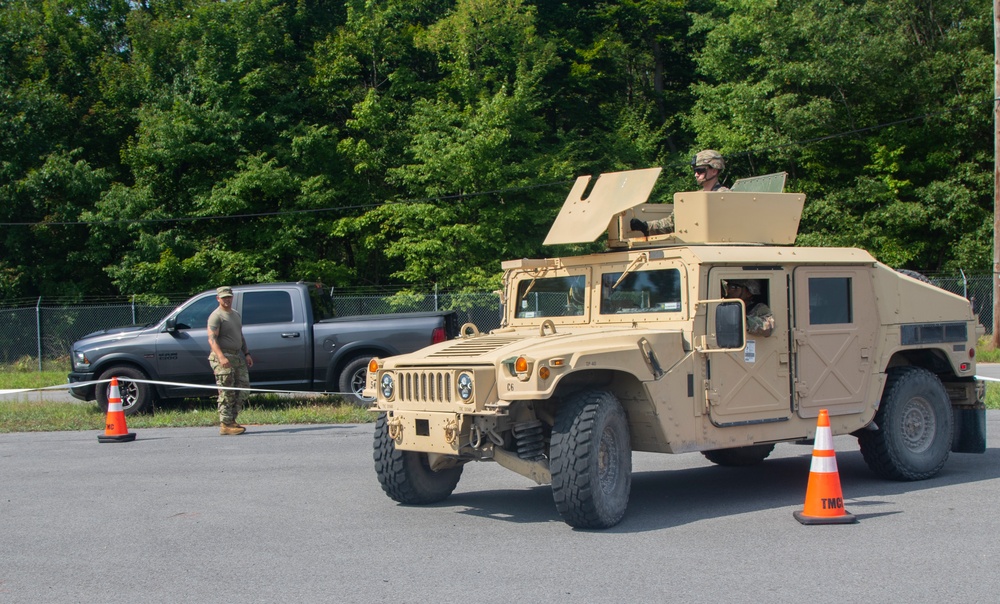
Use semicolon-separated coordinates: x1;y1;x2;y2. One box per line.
367;167;986;529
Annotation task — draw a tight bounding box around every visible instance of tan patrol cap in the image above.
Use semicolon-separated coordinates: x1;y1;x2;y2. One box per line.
216;286;234;298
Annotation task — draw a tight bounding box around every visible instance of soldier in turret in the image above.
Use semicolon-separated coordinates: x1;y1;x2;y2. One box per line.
630;149;729;236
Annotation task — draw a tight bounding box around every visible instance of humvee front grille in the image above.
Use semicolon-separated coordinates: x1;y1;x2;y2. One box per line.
398;370;453;404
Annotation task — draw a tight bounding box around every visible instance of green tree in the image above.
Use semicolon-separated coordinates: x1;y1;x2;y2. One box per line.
688;0;992;271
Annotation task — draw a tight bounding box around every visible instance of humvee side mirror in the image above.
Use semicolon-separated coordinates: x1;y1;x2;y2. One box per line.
698;299;746;352
715;302;745;349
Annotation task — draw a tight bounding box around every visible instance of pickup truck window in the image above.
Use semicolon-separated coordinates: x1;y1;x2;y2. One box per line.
175;296;219;329
243;291;294;325
308;286;337;322
600;269;681;314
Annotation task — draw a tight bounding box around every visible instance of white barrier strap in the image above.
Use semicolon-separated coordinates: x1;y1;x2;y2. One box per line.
1;377;359;398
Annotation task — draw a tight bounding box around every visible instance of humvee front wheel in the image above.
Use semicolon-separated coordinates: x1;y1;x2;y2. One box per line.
373;413;463;504
857;367;953;481
551;390;632;529
702;444;775;467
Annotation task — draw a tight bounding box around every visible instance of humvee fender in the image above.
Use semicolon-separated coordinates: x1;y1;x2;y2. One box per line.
368;168;985;528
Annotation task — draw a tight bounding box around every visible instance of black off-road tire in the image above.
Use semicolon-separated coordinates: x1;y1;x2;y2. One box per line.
96;365;155;416
857;366;953;481
339;356;374;407
702;444;775;467
373;413;463;504
550;390;632;529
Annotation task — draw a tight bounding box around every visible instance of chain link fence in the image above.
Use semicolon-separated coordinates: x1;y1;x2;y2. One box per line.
0;275;992;370
0;290;502;370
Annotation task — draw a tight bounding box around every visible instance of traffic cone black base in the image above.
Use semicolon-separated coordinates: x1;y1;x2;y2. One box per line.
793;509;856;525
98;432;136;443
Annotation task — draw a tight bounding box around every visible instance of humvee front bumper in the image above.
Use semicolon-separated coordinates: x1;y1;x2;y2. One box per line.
382;410;471;455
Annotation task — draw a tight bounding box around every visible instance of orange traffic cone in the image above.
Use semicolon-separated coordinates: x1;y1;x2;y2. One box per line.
98;377;136;443
793;409;856;525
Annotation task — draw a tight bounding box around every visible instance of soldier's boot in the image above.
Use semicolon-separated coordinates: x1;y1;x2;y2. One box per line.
220;422;246;436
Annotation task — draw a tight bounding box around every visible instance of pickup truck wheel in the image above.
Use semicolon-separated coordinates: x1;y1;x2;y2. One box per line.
96;366;155;416
857;366;953;481
551;390;632;529
701;444;775;467
373;413;463;504
339;356;374;407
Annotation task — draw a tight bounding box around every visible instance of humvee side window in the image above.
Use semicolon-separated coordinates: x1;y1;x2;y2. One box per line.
600;269;681;314
808;277;852;324
516;275;587;318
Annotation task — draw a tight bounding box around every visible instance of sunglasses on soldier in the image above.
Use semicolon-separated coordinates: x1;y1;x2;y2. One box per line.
693;167;709;175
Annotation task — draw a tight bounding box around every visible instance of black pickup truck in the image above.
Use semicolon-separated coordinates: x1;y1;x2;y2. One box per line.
68;282;460;414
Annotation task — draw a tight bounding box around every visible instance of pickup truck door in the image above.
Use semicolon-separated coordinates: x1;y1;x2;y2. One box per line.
154;292;218;397
235;288;310;390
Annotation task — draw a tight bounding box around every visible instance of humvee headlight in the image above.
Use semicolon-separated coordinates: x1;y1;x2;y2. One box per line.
380;374;395;399
457;372;474;401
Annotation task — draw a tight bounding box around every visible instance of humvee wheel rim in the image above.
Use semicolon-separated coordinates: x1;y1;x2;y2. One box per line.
901;396;935;454
598;426;621;493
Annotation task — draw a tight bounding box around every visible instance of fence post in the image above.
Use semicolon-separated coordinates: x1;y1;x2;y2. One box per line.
132;294;137;325
36;297;42;372
434;283;439;311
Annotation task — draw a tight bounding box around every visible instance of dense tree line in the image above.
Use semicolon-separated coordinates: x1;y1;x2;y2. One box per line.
0;0;992;303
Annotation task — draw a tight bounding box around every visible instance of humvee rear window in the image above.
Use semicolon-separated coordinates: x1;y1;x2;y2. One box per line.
600;269;682;314
808;277;852;325
515;275;587;318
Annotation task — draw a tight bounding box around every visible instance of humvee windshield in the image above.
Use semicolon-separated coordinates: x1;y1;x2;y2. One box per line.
600;269;682;314
515;274;587;318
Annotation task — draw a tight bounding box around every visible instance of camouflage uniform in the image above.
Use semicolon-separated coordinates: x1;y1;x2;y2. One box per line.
207;305;250;424
746;302;775;337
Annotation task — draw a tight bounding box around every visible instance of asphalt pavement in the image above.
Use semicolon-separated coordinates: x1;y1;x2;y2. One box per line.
2;413;1000;602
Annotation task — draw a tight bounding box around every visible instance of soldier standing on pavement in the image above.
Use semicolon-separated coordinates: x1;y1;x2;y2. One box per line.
630;149;730;236
208;286;254;435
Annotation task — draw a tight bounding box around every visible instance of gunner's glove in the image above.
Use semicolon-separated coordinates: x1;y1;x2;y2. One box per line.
630;218;649;237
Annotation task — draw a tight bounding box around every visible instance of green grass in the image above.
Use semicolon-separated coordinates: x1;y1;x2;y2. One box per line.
0;365;376;433
1;356;997;432
977;336;1000;363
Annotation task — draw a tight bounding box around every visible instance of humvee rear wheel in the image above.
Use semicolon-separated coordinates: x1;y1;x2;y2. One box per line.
551;390;632;529
857;367;953;481
702;444;775;467
373;413;463;504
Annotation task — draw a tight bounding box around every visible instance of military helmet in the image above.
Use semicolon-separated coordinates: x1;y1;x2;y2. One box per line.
727;279;760;296
692;149;725;171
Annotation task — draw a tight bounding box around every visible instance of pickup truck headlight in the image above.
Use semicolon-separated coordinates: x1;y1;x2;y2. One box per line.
457;372;473;401
380;373;395;399
73;351;90;370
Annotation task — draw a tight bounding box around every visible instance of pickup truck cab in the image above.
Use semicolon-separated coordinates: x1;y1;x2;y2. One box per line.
69;282;459;414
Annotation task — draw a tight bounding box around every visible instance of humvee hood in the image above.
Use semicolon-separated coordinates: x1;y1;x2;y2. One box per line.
382;327;684;367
